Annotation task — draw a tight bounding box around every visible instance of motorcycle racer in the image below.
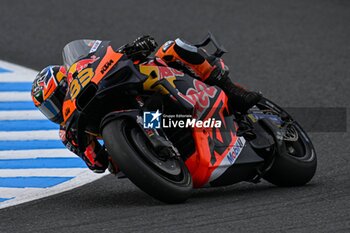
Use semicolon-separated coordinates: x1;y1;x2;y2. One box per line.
31;35;262;173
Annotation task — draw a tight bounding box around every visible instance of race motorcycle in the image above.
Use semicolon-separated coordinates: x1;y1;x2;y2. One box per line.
62;34;317;203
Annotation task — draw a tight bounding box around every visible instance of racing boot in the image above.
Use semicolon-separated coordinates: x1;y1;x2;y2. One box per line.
205;60;262;113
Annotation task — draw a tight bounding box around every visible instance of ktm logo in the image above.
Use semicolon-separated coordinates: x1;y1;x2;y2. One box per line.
100;59;114;74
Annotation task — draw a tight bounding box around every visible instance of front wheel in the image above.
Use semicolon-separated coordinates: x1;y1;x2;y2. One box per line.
257;98;317;186
102;118;193;203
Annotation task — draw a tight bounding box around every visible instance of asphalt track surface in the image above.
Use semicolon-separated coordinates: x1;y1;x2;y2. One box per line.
0;0;350;232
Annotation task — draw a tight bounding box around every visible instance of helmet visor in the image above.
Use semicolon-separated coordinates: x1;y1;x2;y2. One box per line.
37;81;67;124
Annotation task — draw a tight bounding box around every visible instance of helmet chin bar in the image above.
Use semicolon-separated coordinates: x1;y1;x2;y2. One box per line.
32;65;68;124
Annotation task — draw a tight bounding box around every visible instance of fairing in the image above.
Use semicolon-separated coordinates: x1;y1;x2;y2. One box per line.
62;39;103;69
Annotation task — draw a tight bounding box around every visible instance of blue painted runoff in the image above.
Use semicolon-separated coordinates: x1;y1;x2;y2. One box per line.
0;157;86;169
0;82;31;91
0;102;36;110
0;197;14;202
0;120;57;131
0;176;74;188
0;67;12;73
0;140;64;151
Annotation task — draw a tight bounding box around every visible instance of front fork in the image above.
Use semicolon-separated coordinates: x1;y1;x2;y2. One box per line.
134;95;181;159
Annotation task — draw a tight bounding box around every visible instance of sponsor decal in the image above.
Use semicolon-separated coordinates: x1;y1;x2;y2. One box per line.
226;137;245;164
100;59;114;75
158;66;184;79
208;137;246;183
89;40;102;53
75;55;100;73
67;56;99;84
178;79;217;118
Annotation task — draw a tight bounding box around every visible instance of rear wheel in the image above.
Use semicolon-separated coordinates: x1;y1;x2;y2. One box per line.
102;118;193;203
257;98;317;186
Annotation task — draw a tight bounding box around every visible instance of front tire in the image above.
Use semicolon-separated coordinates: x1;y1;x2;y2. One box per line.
102;118;193;203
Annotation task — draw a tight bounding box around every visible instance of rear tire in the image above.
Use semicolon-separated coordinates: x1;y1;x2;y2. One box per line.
258;98;317;186
102;118;193;203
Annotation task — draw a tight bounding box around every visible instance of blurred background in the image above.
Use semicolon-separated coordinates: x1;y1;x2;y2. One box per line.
0;0;348;107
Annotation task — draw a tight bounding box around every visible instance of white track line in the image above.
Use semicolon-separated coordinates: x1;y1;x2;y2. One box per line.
1;188;41;199
0;170;107;209
0;168;88;177
0;110;45;120
0;130;58;141
0;149;75;159
0;92;31;102
0;60;37;82
0;60;108;209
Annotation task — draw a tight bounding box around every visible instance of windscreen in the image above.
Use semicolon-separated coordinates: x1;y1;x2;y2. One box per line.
62;39;102;68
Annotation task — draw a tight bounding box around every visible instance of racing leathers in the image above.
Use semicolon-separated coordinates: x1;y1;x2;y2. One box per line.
155;38;262;113
59;125;109;173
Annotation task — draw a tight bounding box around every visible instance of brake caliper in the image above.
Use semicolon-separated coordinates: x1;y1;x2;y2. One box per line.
144;129;180;160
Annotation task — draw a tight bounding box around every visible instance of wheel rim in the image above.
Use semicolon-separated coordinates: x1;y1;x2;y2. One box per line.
284;125;306;158
256;98;315;161
123;122;186;182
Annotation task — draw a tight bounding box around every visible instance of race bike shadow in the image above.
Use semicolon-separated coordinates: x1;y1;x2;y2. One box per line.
191;181;319;203
71;176;318;208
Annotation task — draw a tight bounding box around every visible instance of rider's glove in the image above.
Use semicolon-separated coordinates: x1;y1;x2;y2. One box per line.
133;35;158;53
118;35;158;61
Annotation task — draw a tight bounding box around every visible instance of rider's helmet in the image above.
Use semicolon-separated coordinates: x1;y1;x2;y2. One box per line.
31;65;68;124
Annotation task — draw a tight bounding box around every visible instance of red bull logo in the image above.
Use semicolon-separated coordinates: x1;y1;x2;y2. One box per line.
76;55;100;72
67;55;100;84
